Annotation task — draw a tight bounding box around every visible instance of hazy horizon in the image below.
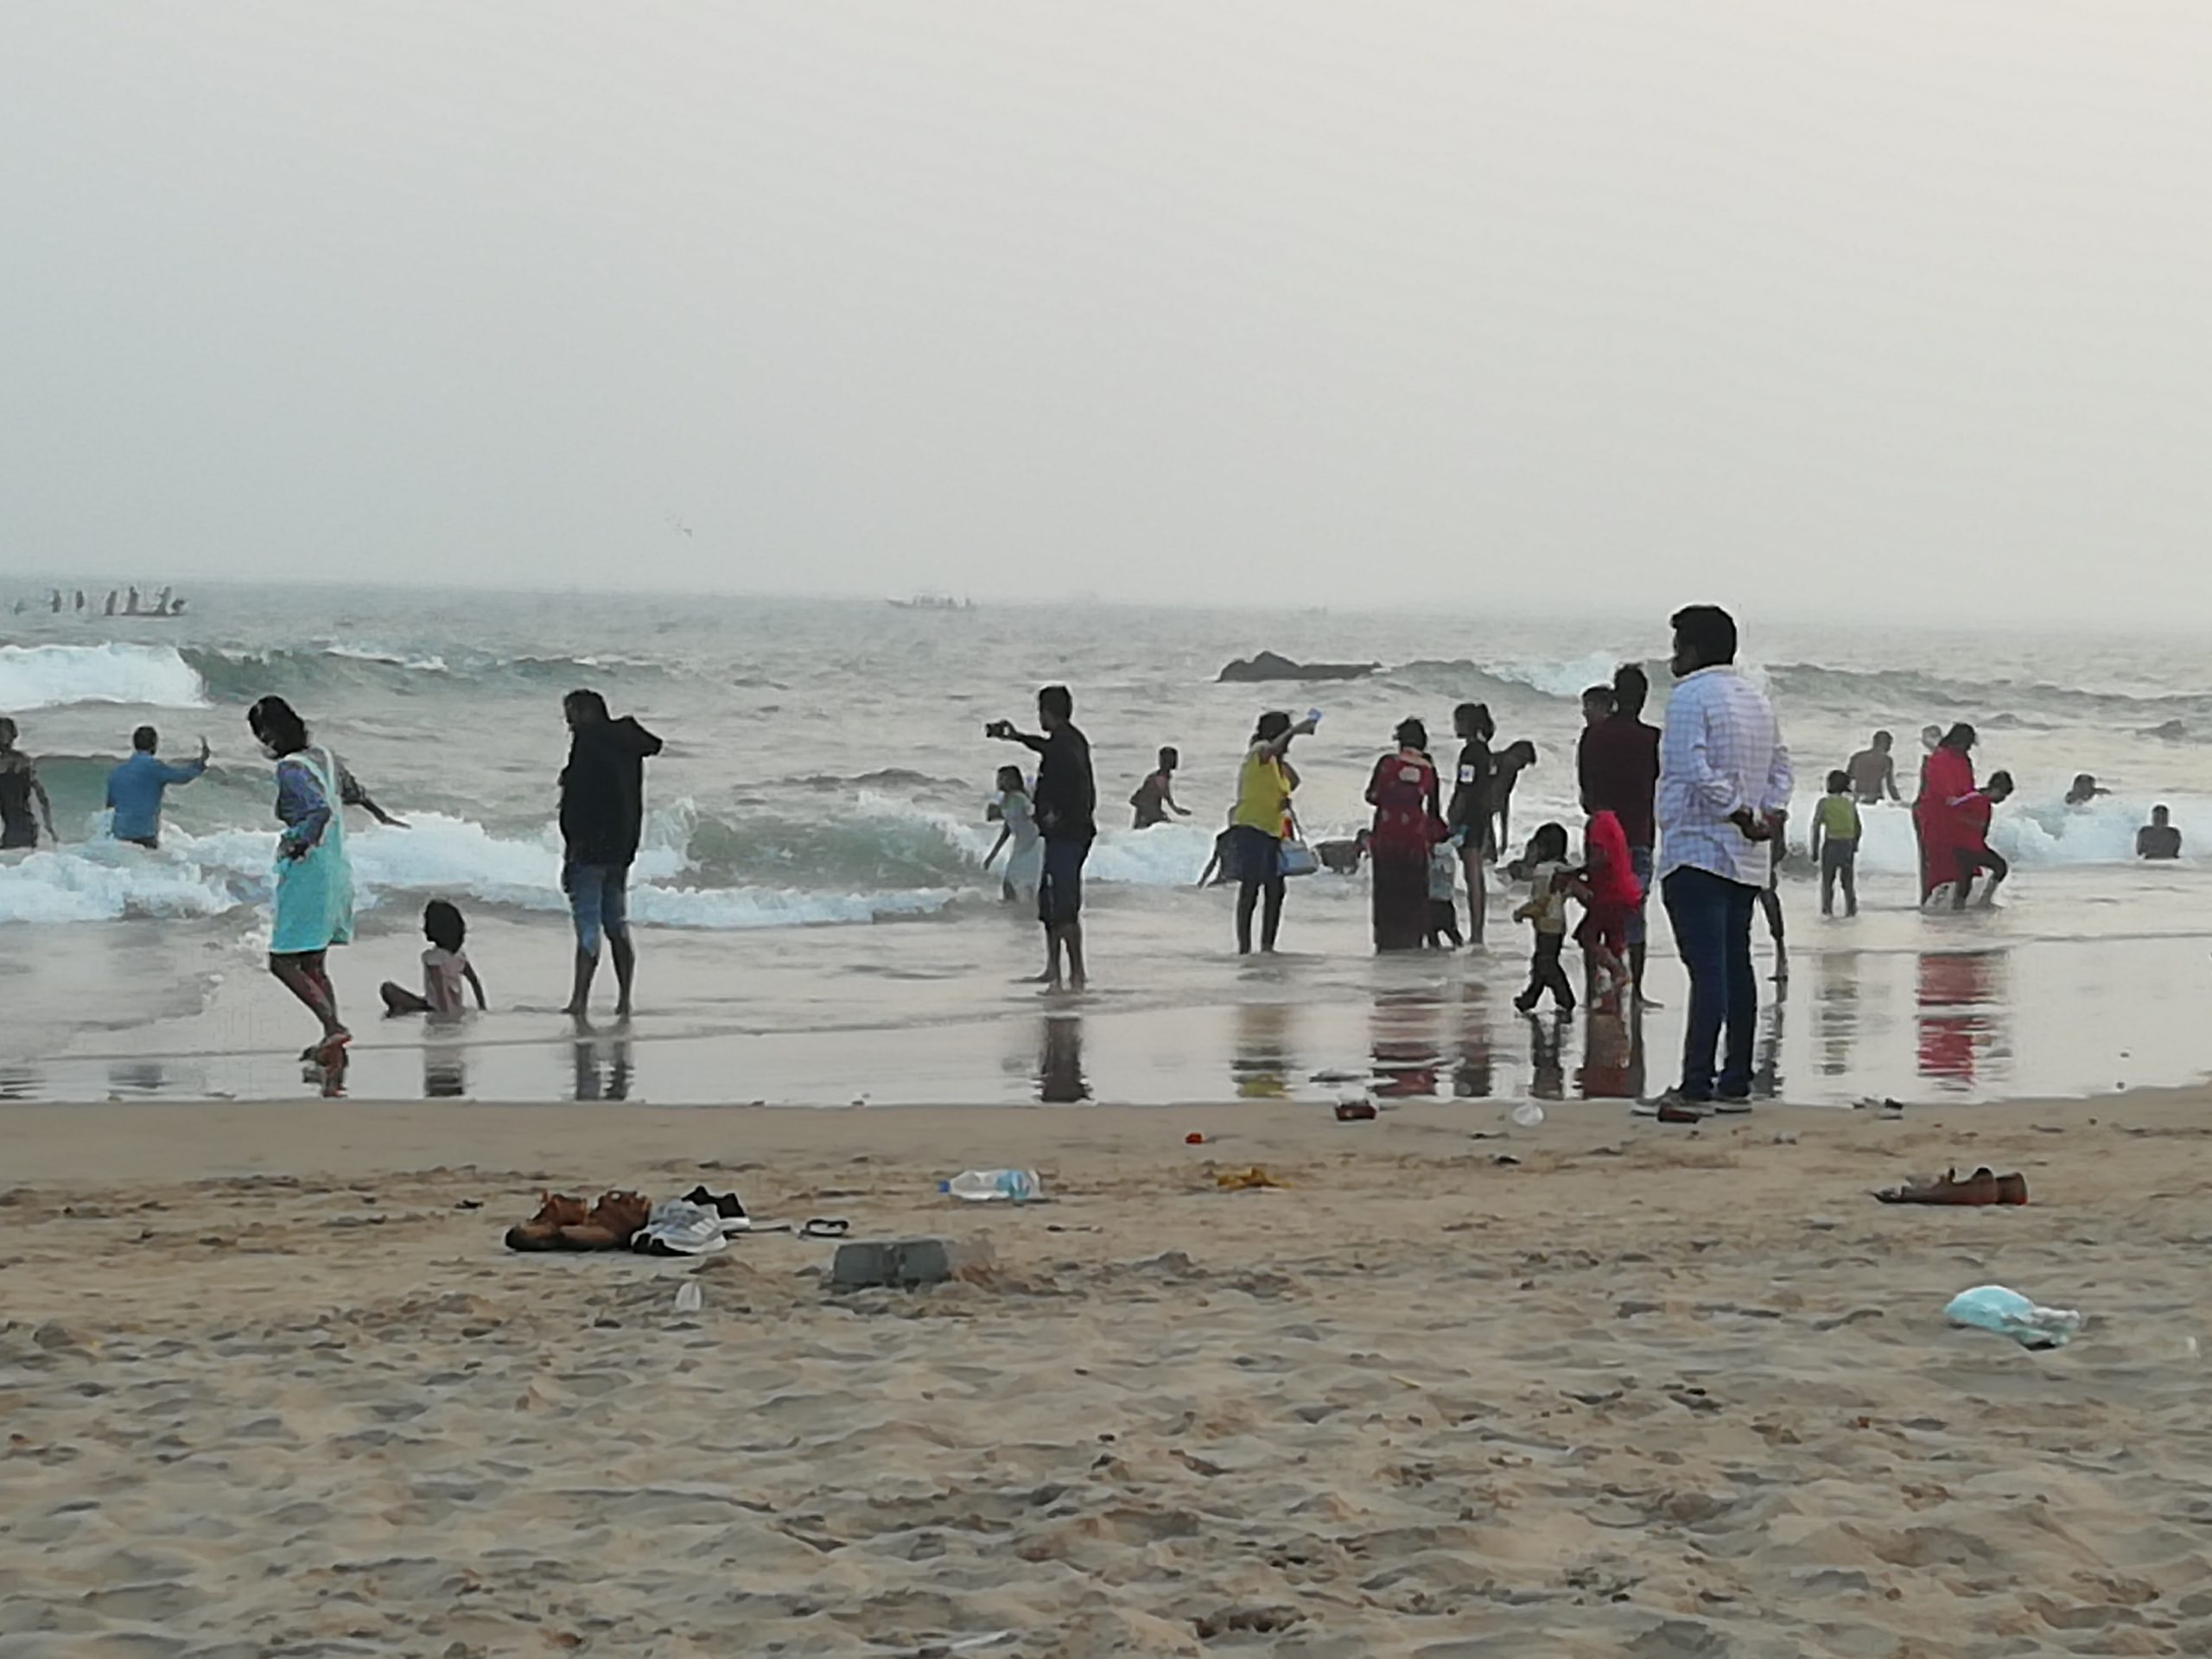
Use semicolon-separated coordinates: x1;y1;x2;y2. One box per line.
5;3;2209;625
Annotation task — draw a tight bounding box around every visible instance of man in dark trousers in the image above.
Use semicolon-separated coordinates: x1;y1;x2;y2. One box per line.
989;684;1095;993
1578;664;1663;1002
559;690;664;1027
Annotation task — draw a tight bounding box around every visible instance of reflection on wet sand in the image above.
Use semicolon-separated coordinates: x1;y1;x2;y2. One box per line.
1038;1014;1089;1103
1754;982;1786;1101
105;1060;170;1098
1813;952;1860;1077
1916;950;2011;1092
1452;983;1496;1099
1525;1014;1566;1100
1231;1003;1294;1099
1370;989;1441;1097
1574;1009;1645;1101
0;1064;43;1101
425;1046;468;1099
571;1036;633;1102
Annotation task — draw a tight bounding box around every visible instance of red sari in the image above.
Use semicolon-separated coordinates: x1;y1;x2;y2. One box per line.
1914;746;1975;901
1367;747;1445;951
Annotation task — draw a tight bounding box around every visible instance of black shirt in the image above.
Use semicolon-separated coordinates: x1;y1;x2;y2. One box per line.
1031;724;1096;844
1577;715;1661;849
1446;739;1491;835
559;716;664;867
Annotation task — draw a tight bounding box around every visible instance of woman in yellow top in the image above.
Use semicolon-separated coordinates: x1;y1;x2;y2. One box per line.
1231;710;1318;953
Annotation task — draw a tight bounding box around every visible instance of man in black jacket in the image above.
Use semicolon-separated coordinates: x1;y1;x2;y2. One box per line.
559;690;664;1026
988;684;1095;993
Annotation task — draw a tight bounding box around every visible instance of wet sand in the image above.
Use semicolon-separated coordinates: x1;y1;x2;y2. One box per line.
4;1091;2211;1655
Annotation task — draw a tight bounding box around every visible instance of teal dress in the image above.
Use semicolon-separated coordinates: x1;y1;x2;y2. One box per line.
270;747;356;955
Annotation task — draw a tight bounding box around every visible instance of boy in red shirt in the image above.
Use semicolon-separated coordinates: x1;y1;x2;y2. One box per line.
1953;771;2014;909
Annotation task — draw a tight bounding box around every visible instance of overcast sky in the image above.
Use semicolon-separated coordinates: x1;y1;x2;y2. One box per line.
3;3;2208;621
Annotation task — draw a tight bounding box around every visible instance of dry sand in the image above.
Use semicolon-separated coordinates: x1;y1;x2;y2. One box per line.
3;1092;2210;1656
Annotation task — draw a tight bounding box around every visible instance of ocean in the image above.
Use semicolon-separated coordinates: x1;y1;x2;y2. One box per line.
3;582;2209;1106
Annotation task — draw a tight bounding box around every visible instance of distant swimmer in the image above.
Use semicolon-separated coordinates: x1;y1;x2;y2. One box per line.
0;718;58;850
1847;731;1902;804
1316;830;1370;875
2065;772;2109;806
1128;747;1189;829
2138;805;2182;861
102;590;118;617
105;725;208;849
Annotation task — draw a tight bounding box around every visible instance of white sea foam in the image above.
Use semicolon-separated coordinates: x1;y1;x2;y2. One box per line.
0;644;210;711
1490;652;1632;702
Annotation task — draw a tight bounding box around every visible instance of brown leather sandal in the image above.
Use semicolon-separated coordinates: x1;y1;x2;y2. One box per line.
1874;1166;2000;1205
556;1190;652;1250
505;1192;591;1250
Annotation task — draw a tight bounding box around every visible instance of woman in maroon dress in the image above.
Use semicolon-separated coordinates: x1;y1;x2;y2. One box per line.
1366;718;1446;951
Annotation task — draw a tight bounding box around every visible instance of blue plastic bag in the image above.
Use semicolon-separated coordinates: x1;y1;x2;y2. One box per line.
1944;1285;2084;1350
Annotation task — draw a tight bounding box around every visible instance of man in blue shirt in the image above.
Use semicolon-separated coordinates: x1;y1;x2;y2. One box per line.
106;725;209;849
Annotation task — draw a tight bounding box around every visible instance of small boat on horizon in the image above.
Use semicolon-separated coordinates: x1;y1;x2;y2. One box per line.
887;593;976;612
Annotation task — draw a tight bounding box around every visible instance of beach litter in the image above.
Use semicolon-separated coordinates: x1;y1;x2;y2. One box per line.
1334;1098;1377;1122
941;1168;1044;1203
1873;1166;2028;1206
1185;1132;1206;1145
1510;1102;1545;1128
1215;1166;1281;1191
672;1281;702;1314
1945;1284;2084;1350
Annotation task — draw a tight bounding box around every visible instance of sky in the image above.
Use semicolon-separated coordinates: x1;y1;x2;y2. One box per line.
3;3;2209;623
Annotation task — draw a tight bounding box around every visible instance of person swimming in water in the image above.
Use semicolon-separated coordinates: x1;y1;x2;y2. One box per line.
1847;731;1902;804
2065;772;2109;806
1128;747;1189;829
2138;804;2182;861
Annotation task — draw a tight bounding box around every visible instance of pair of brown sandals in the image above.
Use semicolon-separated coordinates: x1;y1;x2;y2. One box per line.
1874;1166;2029;1205
505;1190;652;1251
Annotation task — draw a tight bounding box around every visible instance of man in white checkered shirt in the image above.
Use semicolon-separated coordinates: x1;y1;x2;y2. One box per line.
1649;605;1791;1116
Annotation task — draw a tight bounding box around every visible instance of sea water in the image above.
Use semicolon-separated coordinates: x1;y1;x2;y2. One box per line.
2;582;2208;1103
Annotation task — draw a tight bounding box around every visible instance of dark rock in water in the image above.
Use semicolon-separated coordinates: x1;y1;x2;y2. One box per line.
2141;719;2189;741
1217;651;1377;683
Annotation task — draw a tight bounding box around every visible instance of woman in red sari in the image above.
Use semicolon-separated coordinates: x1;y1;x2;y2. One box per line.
1913;722;1978;904
1366;718;1446;951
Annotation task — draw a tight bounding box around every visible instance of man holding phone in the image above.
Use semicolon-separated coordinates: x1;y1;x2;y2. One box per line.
988;685;1096;993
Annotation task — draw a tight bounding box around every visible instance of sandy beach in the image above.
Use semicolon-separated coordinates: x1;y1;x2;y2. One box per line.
5;1091;2210;1656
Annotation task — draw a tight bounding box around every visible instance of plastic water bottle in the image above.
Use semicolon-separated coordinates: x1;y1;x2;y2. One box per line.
940;1169;1044;1204
1510;1102;1546;1128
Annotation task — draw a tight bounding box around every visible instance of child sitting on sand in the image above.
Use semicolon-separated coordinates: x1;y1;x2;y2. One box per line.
380;899;487;1017
1510;823;1576;1014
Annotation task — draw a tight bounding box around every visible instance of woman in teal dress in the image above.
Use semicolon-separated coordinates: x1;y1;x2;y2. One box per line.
247;696;405;1088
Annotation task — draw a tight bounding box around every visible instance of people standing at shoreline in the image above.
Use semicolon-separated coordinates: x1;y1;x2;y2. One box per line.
1649;605;1790;1116
2139;805;2183;861
1366;718;1445;952
1758;810;1789;982
1847;731;1902;804
1128;748;1188;829
558;690;664;1027
989;685;1095;993
1230;711;1315;955
1580;665;1662;1001
106;725;208;849
1915;723;1979;906
1812;770;1861;917
1445;702;1494;942
0;718;58;850
1425;837;1464;950
1576;809;1640;1007
248;694;405;1093
982;765;1044;904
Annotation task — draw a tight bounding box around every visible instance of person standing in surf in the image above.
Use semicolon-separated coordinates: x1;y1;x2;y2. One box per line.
247;695;405;1092
559;690;664;1027
0;718;58;850
1366;718;1446;952
1445;702;1494;944
106;725;209;849
1578;665;1662;1001
989;685;1095;993
1914;723;1979;906
1229;710;1316;954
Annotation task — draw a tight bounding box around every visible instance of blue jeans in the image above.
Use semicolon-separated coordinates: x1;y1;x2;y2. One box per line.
563;861;631;957
1662;866;1758;1101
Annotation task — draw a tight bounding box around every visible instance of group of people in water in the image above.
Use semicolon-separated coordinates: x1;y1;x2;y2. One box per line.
25;586;189;617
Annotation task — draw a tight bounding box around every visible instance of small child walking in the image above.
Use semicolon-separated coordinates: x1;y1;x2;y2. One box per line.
380;899;487;1017
1812;768;1862;917
1511;822;1577;1014
1425;836;1463;949
1574;810;1642;1006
